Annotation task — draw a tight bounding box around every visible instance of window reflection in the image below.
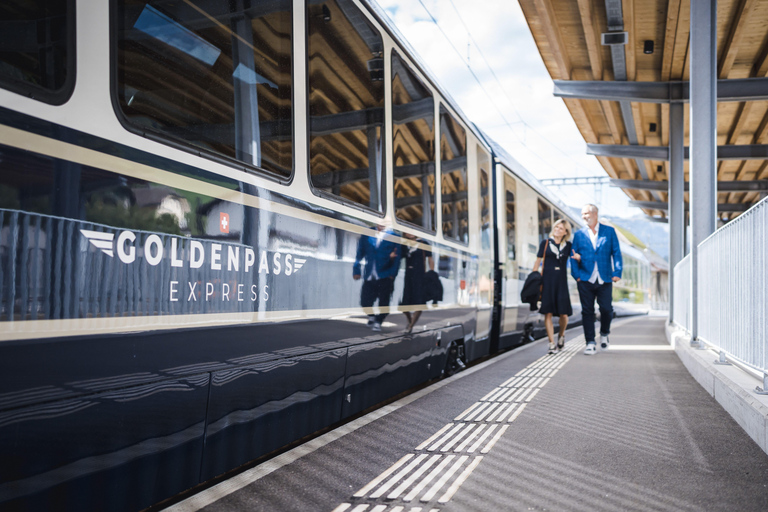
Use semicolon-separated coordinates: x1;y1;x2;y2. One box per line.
0;0;74;102
537;199;552;243
116;0;293;178
440;106;467;243
506;189;515;261
392;51;435;232
308;0;385;212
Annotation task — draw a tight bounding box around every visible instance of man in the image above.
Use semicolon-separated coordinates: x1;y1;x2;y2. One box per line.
353;225;401;331
570;204;622;355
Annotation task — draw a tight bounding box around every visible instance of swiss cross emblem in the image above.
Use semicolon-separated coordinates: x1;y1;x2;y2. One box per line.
220;212;230;233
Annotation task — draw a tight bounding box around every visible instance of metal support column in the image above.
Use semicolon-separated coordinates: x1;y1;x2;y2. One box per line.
668;102;685;324
689;0;718;346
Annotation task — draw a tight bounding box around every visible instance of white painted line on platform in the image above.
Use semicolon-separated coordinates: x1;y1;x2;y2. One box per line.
515;388;532;402
455;424;486;452
481;425;509;454
467;424;497;453
438;456;483;504
428;424;465;451
453;402;480;421
495;402;519;422
462;402;491;422
497;387;517;402
508;403;527;422
440;424;477;452
354;454;415;498
420;455;468;502
480;387;501;401
331;504;351;512
386;455;441;500
474;402;501;422
526;388;540;402
350;505;370;512
416;423;453;451
370;505;387;512
609;345;674;351
370;454;428;499
402;455;454;502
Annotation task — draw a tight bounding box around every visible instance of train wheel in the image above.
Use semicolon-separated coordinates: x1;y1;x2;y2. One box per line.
444;340;466;377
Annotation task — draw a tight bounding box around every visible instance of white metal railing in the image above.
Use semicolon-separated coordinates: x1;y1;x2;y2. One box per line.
697;197;768;379
672;253;691;331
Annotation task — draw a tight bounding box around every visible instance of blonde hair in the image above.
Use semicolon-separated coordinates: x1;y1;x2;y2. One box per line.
551;219;572;241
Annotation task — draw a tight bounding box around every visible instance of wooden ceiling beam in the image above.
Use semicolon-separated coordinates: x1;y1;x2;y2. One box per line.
755;39;768;77
728;102;753;145
661;0;682;81
533;0;571;79
575;0;603;81
622;0;636;81
719;0;758;79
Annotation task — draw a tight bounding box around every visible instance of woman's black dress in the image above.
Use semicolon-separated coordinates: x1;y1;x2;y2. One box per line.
537;238;573;316
401;242;431;306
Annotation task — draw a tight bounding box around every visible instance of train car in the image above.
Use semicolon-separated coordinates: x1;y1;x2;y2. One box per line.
0;1;579;510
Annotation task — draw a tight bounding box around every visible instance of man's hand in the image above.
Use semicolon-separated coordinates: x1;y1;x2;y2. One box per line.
571;250;581;262
353;274;361;280
612;276;620;282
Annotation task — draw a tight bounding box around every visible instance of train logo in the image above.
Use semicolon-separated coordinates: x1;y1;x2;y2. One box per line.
80;228;307;276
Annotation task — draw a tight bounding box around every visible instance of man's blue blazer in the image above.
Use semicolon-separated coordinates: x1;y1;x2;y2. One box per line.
570;224;623;283
353;230;401;280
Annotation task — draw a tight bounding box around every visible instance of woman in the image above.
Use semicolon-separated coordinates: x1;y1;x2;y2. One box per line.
533;219;574;353
401;232;434;333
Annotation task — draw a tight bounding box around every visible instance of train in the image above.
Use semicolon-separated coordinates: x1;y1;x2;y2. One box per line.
0;1;582;510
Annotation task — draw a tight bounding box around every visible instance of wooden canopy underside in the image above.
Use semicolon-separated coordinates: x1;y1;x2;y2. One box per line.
518;0;768;221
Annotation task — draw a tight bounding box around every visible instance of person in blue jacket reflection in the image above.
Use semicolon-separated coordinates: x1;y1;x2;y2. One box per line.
353;224;401;332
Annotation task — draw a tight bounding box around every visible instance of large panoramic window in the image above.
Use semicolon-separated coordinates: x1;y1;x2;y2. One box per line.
392;51;435;232
307;0;385;212
0;0;75;103
116;0;293;178
440;105;468;242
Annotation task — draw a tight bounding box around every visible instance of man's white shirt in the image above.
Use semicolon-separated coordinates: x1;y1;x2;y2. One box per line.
587;224;604;284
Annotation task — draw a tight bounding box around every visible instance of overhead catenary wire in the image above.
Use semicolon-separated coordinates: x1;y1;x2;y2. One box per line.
410;0;618;212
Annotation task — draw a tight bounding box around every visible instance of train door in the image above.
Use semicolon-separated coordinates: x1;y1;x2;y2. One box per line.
472;146;493;358
496;171;522;350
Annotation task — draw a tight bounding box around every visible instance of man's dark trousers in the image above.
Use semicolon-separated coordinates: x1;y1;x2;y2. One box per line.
361;278;395;323
578;280;613;342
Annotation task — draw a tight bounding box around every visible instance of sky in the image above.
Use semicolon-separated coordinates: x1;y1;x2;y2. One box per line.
375;0;645;219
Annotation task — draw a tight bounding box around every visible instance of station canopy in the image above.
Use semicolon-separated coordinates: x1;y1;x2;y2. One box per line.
517;0;768;222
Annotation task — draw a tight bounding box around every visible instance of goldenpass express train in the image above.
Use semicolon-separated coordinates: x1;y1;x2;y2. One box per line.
0;1;581;510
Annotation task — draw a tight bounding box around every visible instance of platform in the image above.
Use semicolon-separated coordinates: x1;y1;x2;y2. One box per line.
161;316;768;512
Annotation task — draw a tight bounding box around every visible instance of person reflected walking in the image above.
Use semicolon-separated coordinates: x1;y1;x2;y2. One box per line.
570;204;623;355
353;225;401;331
400;232;434;333
533;219;573;353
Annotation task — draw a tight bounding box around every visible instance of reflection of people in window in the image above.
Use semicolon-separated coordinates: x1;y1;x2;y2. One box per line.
400;232;434;333
353;225;401;332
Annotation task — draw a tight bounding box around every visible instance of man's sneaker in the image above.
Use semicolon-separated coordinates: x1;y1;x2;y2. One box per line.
371;322;382;332
367;316;375;326
600;335;610;350
584;342;597;355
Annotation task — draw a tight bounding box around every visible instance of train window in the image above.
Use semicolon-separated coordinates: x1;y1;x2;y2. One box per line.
0;0;75;104
439;106;467;243
115;0;292;179
479;166;490;250
537;199;552;243
505;189;516;261
392;51;435;232
307;0;385;212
